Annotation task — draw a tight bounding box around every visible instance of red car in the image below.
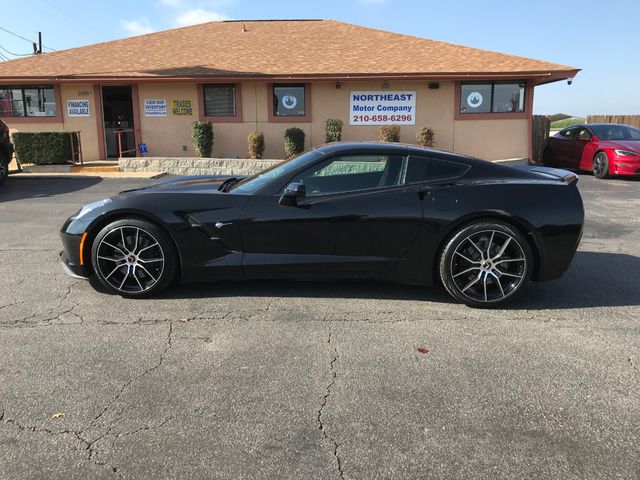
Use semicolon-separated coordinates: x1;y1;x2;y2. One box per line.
543;123;640;179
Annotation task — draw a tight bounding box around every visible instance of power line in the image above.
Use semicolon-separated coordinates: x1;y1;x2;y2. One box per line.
0;26;34;44
0;44;32;57
0;25;56;52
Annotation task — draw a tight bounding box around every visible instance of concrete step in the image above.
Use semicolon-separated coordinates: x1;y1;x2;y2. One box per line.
20;162;120;174
70;165;119;173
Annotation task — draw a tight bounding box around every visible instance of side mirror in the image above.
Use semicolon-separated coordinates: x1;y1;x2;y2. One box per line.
279;182;306;206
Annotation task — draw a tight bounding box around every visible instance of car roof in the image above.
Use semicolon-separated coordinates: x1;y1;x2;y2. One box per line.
313;141;479;162
312;141;519;177
574;123;638;128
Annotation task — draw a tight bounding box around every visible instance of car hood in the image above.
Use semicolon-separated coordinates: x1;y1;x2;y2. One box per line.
601;140;640;153
120;175;245;194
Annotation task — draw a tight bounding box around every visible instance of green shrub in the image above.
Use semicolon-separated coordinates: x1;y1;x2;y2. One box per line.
248;131;265;159
284;127;305;158
12;131;79;165
378;125;400;142
416;127;436;147
325;118;343;143
191;121;214;157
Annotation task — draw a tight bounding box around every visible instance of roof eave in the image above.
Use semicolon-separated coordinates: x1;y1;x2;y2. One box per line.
0;69;580;84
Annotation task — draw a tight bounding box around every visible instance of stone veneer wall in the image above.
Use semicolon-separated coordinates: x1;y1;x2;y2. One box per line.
119;157;282;176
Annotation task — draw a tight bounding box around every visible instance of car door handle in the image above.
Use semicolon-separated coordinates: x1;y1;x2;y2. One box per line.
215;221;232;229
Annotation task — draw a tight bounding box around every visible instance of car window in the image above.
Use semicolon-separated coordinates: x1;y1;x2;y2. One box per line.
590;124;640;141
404;156;470;184
290;154;405;196
230;149;324;194
576;128;592;140
557;127;578;139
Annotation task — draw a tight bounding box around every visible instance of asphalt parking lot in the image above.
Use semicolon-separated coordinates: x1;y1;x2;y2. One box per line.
0;172;639;480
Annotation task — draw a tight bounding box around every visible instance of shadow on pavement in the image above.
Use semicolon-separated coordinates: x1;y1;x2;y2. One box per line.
511;250;640;310
150;251;639;310
0;177;103;201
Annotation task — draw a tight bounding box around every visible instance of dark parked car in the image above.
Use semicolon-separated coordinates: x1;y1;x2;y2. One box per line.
60;142;584;307
0;119;13;183
543;123;640;178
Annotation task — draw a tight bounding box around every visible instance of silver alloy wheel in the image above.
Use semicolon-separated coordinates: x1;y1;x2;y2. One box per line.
450;229;527;303
95;226;165;293
593;153;607;177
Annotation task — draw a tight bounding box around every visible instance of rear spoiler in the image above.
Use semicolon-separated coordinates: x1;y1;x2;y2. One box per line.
516;166;578;184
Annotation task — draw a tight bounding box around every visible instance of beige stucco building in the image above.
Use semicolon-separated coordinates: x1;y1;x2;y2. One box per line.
0;20;579;162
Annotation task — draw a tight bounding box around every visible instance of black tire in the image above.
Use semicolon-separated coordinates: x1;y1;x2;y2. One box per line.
542;147;554;167
0;152;8;184
439;220;533;307
592;152;609;179
90;218;177;298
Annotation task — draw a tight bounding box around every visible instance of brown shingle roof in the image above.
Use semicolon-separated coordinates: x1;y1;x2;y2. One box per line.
0;20;579;81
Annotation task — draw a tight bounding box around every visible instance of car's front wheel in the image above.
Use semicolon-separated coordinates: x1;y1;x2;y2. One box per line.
439;221;532;307
90;218;177;297
592;152;609;179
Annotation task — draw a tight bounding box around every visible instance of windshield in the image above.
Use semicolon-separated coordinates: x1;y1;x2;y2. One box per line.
230;149;325;194
590;125;640;141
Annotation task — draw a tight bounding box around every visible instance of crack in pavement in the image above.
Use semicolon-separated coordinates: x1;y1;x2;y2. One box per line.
317;331;344;479
89;322;175;431
0;280;82;329
1;411;172;480
0;408;121;478
87;416;174;479
0;321;177;479
81;320;175;477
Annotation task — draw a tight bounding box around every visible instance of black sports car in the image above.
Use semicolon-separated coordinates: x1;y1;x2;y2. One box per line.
60;142;584;307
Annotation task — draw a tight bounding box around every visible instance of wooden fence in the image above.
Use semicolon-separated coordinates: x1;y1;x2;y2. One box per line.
585;115;640;128
531;115;550;165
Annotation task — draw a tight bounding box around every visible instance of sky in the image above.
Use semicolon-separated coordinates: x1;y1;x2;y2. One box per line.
0;0;638;117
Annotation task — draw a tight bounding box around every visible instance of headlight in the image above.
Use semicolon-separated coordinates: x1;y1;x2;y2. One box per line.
74;198;112;219
614;149;639;157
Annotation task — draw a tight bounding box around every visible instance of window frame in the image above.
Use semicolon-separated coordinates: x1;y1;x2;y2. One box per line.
268;82;311;123
0;84;62;123
405;155;471;185
557;126;579;139
197;83;242;123
454;80;530;120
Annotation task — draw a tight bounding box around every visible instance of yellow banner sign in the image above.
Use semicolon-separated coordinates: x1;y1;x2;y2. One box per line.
172;99;193;116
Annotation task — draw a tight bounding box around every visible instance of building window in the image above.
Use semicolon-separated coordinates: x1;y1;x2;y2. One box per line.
460;82;525;114
0;85;57;117
273;84;306;117
203;84;236;117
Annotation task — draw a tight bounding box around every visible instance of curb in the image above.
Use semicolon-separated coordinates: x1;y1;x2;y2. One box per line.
9;171;167;179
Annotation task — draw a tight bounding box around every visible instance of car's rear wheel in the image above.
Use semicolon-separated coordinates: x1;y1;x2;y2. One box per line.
0;152;8;184
439;221;532;307
542;147;554;167
91;218;176;297
592;152;609;179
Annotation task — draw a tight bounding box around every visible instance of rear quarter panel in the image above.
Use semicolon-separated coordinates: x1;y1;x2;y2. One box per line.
404;180;583;285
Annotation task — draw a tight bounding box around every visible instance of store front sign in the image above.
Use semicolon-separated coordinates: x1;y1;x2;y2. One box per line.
350;91;415;125
144;99;167;117
67;99;90;117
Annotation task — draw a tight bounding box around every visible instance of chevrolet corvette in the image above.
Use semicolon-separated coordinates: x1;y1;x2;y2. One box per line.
60;142;584;307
